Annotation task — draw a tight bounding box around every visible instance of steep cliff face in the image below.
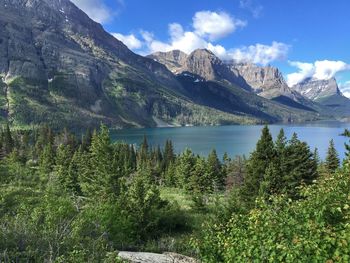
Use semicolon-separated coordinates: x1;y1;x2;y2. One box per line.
149;49;324;122
293;78;341;101
149;49;251;90
148;50;188;74
228;63;301;99
0;0;197;128
229;63;286;94
0;0;335;127
291;77;350;118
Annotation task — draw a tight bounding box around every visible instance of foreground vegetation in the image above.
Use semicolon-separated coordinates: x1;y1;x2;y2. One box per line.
0;123;348;262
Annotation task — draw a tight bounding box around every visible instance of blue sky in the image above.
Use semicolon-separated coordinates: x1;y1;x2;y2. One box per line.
71;0;350;95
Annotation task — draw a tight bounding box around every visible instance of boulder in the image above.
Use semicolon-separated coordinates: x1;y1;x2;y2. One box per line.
118;251;198;263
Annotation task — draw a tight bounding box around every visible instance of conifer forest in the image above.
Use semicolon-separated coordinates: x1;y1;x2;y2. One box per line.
0;124;349;262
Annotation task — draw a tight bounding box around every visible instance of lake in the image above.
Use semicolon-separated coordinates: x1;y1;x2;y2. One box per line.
111;121;350;160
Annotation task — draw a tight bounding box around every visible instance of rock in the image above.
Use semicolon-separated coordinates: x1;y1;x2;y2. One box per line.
0;0;189;128
118;251;199;263
148;49;251;91
228;62;307;101
148;50;188;74
292;77;341;101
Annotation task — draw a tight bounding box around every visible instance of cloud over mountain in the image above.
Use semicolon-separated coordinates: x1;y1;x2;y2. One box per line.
287;60;350;86
112;10;288;65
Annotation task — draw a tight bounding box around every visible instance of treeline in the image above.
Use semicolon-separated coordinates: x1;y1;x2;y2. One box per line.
0;123;345;262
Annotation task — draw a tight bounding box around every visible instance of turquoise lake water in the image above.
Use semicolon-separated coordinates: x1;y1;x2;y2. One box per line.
110;121;350;160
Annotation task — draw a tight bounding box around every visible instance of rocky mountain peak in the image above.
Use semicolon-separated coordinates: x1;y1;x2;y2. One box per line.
0;0;186;127
148;50;188;74
227;61;299;100
188;49;218;61
229;63;286;91
184;49;224;80
292;77;341;101
148;48;250;90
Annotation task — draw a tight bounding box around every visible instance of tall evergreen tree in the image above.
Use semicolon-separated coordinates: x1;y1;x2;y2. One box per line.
282;133;318;197
67;147;84;195
138;135;149;166
175;148;196;189
3;123;14;155
54;144;73;191
261;128;287;195
325;139;340;173
313;148;321;166
164;162;177;187
207;149;224;191
81;128;93;152
240;126;275;205
163;140;175;168
189;157;210;192
81;125;119;199
275;129;287;154
39;143;55;177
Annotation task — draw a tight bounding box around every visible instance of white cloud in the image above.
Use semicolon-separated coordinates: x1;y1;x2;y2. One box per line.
313;60;349;80
339;81;350;98
287;60;350;86
114;10;288;66
225;42;290;65
286;61;314;86
71;0;114;24
240;0;263;18
141;25;211;54
112;33;143;49
136;10;246;55
193;11;246;41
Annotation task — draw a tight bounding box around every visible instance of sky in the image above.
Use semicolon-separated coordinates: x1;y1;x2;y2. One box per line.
70;0;350;96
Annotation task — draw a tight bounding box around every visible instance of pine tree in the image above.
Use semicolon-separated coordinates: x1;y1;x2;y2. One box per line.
240;126;275;205
282;133;318;197
189;157;210;192
67;147;84;195
325;139;340;173
139;135;149;165
313;148;321;166
3;123;14;155
39;143;55;177
262;128;287;195
126;171;163;239
164;161;176;187
128;145;137;171
163;140;175;168
207;149;224;191
275;129;287;155
81;128;93;152
82;124;119;199
54;144;73;192
35;124;54;158
260;162;282;197
175;148;196;189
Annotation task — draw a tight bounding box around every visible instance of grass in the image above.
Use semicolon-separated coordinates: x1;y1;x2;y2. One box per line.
160;187;194;210
157;187;228;256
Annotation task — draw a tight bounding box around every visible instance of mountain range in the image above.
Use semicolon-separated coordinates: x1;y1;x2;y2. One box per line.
0;0;349;129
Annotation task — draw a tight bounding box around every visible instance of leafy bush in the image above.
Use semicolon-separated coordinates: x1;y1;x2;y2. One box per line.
193;169;350;262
